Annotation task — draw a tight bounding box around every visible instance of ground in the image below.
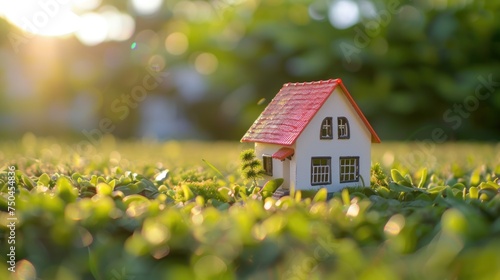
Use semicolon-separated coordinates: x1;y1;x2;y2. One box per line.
1;137;500;279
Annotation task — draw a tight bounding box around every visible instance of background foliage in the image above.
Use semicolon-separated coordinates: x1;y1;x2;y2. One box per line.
0;0;499;141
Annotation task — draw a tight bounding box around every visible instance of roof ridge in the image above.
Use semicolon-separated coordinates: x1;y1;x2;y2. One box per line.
283;78;340;87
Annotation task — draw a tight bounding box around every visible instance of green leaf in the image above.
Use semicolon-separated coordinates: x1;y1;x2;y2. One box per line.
415;193;432;201
470;168;482;187
479;181;499;190
21;174;35;190
341;188;350;205
313;188;328;202
122;194;149;206
90;175;98;186
418;168;428;188
96;182;113;195
376;186;391;198
181;184;195;201
404;174;414;186
140;179;158;193
115;182;145;196
55;176;78;203
427;185;448;194
294;190;302;202
479;189;496;201
391;169;406;183
452;183;466;190
38;173;51;186
388;182;415;193
71;172;83;181
260;178;284;199
217;186;232;202
469;186;479;199
390;169;413;187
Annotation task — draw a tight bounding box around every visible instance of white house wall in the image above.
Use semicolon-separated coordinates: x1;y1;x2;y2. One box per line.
295;87;372;192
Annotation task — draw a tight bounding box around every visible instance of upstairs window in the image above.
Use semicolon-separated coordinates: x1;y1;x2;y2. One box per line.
337;117;350;139
262;155;273;176
320;117;333;139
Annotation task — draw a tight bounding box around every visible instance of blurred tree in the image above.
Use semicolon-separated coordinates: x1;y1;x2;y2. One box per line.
0;0;499;141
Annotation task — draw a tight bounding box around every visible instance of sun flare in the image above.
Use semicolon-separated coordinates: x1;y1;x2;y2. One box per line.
0;0;81;37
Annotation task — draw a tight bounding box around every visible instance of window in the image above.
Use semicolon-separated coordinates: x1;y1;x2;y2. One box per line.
311;157;331;185
339;157;359;183
263;155;273;176
337;117;350;139
320;117;333;139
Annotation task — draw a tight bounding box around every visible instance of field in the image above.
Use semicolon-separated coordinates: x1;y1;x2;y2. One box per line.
1;136;500;279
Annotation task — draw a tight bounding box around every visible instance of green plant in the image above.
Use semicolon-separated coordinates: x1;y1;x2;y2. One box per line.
2;140;500;279
371;163;388;187
239;149;265;187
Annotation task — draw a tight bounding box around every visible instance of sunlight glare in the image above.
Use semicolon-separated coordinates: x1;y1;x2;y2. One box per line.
346;202;360;218
72;0;102;12
328;0;360;29
384;214;405;236
1;0;80;36
131;0;163;15
101;6;136;41
75;13;108;46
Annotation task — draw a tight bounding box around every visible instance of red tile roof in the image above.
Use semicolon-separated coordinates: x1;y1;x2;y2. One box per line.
241;78;380;145
272;147;295;160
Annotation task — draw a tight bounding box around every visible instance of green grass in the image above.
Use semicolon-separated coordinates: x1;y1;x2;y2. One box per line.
1;137;500;279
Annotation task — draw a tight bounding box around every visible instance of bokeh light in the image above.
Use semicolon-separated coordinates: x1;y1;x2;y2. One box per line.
165;32;189;55
72;0;103;12
358;0;377;18
130;0;164;15
328;0;360;29
0;0;80;36
75;13;108;46
384;214;406;236
194;53;219;75
135;29;160;50
173;1;215;22
100;6;136;41
149;54;166;72
308;2;326;21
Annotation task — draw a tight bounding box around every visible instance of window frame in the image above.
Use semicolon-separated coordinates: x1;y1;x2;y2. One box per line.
337;117;350;139
339;156;359;183
311;157;332;185
262;155;273;176
320;117;333;139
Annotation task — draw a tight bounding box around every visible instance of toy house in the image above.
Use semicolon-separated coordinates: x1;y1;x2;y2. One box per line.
241;78;380;193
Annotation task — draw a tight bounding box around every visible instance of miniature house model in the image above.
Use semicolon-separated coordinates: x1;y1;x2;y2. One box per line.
241;78;380;192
